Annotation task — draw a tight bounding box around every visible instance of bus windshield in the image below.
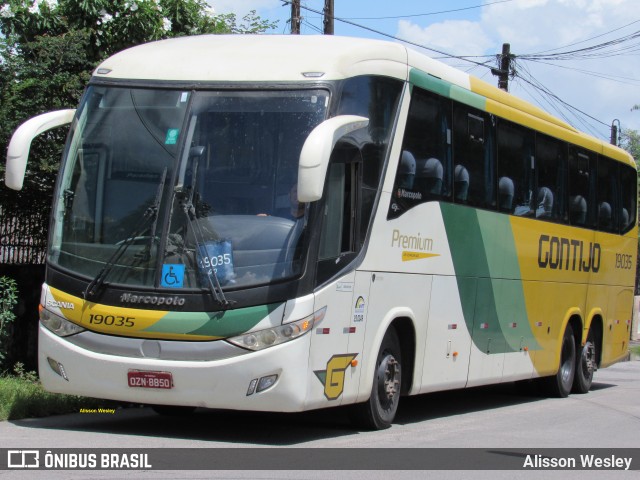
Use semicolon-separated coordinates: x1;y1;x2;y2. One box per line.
49;86;330;291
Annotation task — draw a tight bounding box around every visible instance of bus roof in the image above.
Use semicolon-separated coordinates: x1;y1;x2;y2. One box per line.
94;34;409;83
93;35;634;167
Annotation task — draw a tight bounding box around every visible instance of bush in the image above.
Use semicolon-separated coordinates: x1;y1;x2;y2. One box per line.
0;276;18;370
0;363;117;421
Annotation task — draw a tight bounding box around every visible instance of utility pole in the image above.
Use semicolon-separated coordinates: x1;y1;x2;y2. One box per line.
323;0;334;35
491;43;512;92
291;0;301;34
610;119;620;146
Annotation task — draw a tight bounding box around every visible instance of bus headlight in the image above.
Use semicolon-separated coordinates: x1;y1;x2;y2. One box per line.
39;305;86;337
227;307;326;351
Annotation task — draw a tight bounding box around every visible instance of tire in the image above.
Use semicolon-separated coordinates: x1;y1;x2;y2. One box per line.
151;405;196;417
349;327;402;430
572;330;596;394
542;324;576;398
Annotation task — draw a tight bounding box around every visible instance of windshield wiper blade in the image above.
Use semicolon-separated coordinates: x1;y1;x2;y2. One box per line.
178;160;234;310
83;168;167;299
147;168;168;259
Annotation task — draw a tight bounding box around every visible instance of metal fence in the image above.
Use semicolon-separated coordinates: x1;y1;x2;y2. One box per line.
0;184;52;265
0;210;47;264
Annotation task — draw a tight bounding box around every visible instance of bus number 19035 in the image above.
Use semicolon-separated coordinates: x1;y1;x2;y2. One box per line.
615;253;633;270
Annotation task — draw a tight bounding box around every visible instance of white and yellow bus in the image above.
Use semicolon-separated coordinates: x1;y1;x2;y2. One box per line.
5;35;637;429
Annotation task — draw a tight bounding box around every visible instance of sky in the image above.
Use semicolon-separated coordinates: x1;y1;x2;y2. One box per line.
210;0;640;145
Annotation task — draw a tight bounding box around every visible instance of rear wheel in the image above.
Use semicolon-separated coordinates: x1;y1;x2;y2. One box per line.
572;330;596;394
542;324;576;397
349;328;402;430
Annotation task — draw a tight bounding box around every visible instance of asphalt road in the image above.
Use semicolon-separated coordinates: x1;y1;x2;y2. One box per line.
1;359;639;479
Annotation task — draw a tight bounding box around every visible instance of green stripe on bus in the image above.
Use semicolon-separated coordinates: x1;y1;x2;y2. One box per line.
441;203;540;353
440;203;513;354
476;210;540;351
143;303;283;338
409;69;451;97
409;68;487;111
450;85;486;111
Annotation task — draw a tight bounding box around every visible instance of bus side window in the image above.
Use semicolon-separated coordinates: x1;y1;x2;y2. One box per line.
568;148;596;228
619;163;637;233
496;120;534;215
388;87;451;219
536;134;568;223
597;155;618;233
317;143;362;284
453;104;494;209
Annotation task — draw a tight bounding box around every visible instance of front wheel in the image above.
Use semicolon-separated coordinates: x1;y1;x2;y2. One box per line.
572;330;597;394
349;328;402;430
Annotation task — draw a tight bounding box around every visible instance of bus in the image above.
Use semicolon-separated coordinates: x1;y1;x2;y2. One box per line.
5;35;637;430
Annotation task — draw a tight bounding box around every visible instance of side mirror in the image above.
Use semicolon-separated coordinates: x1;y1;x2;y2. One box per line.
5;109;76;190
297;115;369;202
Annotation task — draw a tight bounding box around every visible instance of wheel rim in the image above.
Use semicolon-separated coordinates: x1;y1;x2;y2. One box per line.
581;341;596;379
377;353;401;411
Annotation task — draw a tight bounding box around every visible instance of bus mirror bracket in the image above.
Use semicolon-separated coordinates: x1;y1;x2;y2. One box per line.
297;115;369;202
5;109;76;190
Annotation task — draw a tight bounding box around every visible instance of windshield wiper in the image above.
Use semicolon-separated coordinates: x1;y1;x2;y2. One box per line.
83;168;167;299
177;158;234;310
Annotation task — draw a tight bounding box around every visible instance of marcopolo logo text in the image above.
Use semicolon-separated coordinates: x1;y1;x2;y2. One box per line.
120;293;185;306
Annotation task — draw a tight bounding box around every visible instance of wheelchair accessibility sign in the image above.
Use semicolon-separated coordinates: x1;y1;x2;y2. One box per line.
161;264;185;288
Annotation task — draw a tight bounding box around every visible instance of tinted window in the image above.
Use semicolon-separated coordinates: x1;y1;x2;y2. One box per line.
536;134;568;223
388;87;451;219
568;147;596;228
497;121;534;215
597;156;618;233
619;162;637;233
453;105;494;208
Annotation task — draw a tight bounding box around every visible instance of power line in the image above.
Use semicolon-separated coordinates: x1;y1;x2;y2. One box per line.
523;58;640;87
279;0;495;70
514;61;609;138
301;18;323;34
340;0;515;21
527;19;640;55
279;2;633;141
519;29;640;61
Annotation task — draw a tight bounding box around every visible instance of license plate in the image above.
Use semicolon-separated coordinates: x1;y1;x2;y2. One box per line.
127;370;173;389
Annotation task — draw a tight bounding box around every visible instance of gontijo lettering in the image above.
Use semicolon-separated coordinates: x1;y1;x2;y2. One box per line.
537;234;601;272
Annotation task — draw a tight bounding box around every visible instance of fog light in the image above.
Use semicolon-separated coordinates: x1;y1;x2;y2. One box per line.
47;357;69;381
256;374;278;393
246;378;258;396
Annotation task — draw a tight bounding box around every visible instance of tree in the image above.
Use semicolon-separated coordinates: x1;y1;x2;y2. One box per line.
620;128;640;162
0;1;276;62
619;126;640;294
0;0;276;263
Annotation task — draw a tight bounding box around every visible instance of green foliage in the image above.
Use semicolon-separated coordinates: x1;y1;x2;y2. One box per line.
0;1;277;63
0;277;18;368
12;361;38;382
0;1;276;263
620;128;640;163
0;364;115;421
